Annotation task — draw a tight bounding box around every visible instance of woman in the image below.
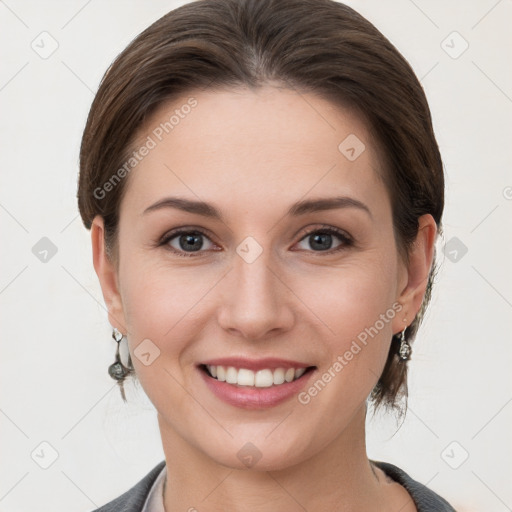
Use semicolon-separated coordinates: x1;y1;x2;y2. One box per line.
77;0;456;510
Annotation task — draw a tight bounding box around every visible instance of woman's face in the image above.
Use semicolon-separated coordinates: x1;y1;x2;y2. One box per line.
93;86;434;471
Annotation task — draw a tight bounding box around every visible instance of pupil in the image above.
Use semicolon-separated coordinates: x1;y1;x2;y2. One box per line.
180;233;202;251
177;232;333;252
310;233;332;250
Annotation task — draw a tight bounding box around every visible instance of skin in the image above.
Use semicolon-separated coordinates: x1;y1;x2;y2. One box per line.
92;85;436;511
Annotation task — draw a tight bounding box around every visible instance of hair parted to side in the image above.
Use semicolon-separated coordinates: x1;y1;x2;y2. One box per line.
77;0;444;413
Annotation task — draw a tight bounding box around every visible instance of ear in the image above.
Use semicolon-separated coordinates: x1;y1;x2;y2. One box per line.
393;214;437;334
91;215;127;333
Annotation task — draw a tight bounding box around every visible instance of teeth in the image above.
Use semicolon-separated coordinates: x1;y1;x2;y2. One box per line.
295;367;306;378
216;366;226;382
226;366;238;384
237;368;255;386
273;368;285;385
255;369;273;387
205;365;309;387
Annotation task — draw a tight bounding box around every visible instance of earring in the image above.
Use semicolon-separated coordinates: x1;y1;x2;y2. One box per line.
398;325;411;362
108;328;133;400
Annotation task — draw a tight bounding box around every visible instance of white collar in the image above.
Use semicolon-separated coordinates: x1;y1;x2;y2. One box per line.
141;464;167;512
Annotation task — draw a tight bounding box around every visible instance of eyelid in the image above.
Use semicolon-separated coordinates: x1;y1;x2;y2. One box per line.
159;223;354;256
159;227;220;257
292;224;354;253
299;224;353;242
159;225;216;244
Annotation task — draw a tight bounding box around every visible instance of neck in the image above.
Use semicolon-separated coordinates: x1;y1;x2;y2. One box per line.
158;403;391;512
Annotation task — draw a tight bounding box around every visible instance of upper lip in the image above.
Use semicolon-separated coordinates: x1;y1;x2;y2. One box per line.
199;357;314;372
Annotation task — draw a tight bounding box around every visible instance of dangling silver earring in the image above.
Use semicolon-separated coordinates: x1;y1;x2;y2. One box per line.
398;325;411;362
108;328;133;400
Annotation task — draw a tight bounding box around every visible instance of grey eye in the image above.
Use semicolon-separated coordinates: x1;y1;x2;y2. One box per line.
168;232;214;252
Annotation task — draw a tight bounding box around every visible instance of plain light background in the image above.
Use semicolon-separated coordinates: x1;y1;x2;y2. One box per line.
1;0;511;511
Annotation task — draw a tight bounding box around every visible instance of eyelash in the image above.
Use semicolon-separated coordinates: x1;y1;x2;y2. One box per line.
158;224;354;258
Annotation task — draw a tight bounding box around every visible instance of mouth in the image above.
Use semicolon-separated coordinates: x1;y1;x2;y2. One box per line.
197;357;317;409
199;363;316;388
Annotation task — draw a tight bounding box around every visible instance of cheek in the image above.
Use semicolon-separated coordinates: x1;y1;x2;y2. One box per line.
296;254;399;343
119;262;220;367
293;257;399;422
120;244;399;353
119;269;204;411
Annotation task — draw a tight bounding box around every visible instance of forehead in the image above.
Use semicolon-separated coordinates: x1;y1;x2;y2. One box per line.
120;86;389;218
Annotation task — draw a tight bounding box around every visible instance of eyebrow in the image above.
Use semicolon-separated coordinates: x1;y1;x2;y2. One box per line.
142;195;372;221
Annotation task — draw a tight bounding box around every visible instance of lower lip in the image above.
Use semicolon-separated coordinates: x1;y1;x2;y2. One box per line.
199;366;316;410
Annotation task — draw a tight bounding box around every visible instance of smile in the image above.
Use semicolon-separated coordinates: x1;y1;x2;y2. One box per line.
203;364;312;387
198;358;317;409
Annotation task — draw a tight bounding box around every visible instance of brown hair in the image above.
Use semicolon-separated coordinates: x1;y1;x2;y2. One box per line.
77;0;444;414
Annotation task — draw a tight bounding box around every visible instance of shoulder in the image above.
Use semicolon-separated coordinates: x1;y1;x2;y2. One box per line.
372;460;457;512
90;460;166;512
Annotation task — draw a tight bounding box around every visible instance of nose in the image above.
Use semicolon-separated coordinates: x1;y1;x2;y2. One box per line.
217;246;295;341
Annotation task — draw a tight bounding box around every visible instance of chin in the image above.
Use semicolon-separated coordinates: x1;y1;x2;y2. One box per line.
200;434;311;472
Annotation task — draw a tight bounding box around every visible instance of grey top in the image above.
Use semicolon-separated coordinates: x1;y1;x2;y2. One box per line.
91;459;457;511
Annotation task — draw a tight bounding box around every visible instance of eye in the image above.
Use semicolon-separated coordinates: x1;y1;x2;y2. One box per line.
295;225;353;253
161;229;216;256
158;225;353;257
